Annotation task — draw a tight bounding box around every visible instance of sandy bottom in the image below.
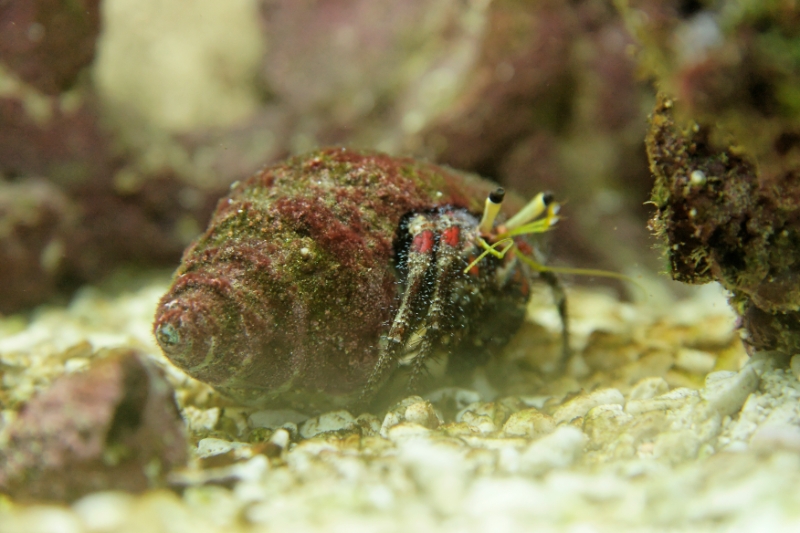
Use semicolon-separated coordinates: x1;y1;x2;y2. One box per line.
1;270;799;533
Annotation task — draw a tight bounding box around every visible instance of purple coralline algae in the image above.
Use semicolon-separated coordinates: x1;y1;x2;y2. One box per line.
0;349;187;502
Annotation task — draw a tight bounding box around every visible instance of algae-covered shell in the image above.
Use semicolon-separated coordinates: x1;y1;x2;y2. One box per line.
153;148;524;411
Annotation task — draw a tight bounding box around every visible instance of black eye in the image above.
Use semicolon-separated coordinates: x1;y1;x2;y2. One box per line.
156;323;181;348
489;188;505;204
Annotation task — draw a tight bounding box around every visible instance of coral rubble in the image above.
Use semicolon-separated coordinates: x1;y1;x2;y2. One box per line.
0;349;187;502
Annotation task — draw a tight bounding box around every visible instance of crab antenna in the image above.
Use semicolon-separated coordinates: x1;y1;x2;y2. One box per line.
504;191;555;231
478;187;505;234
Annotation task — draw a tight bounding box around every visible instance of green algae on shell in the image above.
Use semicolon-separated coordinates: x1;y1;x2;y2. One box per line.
154;148;532;412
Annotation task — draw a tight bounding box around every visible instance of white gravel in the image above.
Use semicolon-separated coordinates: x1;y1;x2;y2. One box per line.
1;272;800;532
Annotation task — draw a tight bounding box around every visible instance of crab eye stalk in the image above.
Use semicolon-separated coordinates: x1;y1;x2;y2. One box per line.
478;187;505;234
504;191;557;231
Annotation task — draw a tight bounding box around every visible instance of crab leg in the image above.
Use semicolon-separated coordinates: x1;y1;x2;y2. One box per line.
406;216;464;391
539;269;571;369
517;247;571;368
359;214;436;404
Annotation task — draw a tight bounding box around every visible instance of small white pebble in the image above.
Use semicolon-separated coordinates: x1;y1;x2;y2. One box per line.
518;426;587;476
229;455;269;484
386;421;433;442
628;377;670;401
197;438;248;458
355;413;382;436
626;387;699;415
501;408;555;438
690;170;707;186
269;428;290;450
299;410;355;438
653;429;702;463
183;406;220;433
280;422;298;439
382;396;440;437
248;409;307;429
403;399;440;429
553;388;625;424
675;348;717;375
701;366;760;417
380;410;403;438
583;404;633;441
73;492;134;532
457;410;497;435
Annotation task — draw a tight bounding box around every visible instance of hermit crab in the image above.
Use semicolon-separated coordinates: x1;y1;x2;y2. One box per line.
154;148;575;412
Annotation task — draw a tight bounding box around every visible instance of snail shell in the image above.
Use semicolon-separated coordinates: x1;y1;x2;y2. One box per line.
154;148;524;411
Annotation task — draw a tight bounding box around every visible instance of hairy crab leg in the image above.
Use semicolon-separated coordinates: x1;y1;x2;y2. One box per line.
359;213;436;405
406;215;464;392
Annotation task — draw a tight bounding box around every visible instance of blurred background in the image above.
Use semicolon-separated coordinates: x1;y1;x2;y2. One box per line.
0;0;662;314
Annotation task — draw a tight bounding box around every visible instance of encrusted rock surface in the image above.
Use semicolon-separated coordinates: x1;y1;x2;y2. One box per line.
0;348;187;502
2;271;800;531
620;1;800;355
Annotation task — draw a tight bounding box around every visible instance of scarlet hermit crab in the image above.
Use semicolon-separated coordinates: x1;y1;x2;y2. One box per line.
153;148;571;412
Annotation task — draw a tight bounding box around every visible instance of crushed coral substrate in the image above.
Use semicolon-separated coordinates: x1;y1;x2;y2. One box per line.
2;270;800;533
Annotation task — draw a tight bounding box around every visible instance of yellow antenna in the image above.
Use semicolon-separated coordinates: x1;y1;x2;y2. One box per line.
499;201;560;239
504;191;554;231
515;252;646;298
465;189;644;297
478;188;505;234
